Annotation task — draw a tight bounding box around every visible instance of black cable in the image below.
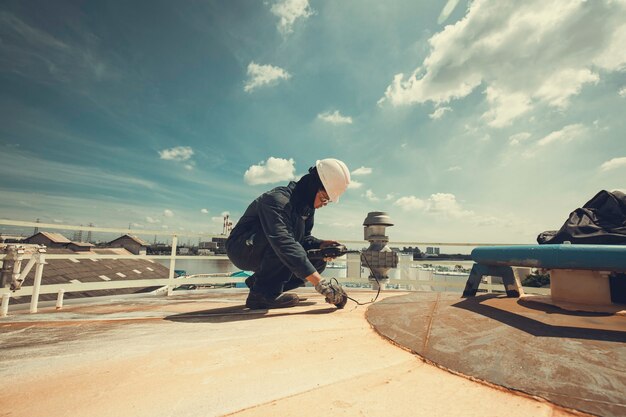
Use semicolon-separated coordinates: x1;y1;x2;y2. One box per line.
330;250;381;306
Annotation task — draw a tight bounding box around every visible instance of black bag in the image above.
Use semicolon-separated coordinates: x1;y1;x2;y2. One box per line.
537;190;626;245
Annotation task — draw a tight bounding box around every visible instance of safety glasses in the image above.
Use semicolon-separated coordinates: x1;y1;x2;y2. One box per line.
320;190;331;204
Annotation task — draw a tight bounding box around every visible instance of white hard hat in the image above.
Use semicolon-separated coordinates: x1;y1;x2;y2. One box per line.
316;158;350;202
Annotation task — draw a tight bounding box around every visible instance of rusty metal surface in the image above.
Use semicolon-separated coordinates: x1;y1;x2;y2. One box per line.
366;292;626;417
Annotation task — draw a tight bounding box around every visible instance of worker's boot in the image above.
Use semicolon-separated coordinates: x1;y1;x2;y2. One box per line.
246;276;308;300
246;291;300;310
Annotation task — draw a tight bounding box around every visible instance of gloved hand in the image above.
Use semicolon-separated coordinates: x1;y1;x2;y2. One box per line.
315;279;348;309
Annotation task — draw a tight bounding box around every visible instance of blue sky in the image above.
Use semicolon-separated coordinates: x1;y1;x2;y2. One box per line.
0;0;625;244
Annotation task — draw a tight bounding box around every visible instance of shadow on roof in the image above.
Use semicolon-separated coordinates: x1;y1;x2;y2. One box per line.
452;295;626;343
164;303;337;323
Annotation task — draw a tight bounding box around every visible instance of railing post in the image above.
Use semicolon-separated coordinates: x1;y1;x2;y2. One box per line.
56;289;65;310
29;251;46;314
1;293;10;317
167;235;178;296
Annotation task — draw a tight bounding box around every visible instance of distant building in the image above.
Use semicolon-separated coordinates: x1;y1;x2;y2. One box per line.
67;242;95;252
108;234;148;255
147;243;171;255
199;241;218;251
212;237;228;254
426;247;440;256
24;232;71;248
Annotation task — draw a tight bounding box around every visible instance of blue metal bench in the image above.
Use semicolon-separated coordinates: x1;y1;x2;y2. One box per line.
463;244;626;302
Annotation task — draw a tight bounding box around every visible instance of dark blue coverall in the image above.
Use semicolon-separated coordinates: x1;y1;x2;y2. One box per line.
226;182;326;297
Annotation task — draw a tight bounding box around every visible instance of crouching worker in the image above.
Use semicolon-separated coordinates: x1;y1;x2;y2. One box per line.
226;158;350;310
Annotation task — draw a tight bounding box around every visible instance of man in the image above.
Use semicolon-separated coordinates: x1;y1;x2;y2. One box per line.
226;158;350;309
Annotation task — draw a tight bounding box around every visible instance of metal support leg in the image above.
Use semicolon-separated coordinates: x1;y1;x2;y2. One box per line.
463;264;521;298
1;293;10;317
499;266;521;297
463;264;489;297
167;235;178;297
56;289;65;310
29;252;46;313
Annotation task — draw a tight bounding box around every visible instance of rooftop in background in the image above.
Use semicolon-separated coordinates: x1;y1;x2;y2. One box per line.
25;231;71;244
109;234;149;247
1;239;170;304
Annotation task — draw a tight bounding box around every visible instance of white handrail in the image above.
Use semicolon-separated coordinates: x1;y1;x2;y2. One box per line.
0;218;522;247
0;218;542;317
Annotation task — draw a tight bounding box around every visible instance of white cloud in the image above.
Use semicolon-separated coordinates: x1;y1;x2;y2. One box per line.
159;146;194;161
131;222;143;228
537;124;586;147
394;196;426;211
380;0;626;126
534;68;599;109
619;87;626;97
509;132;531;146
395;193;474;219
317;110;353;124
429;106;452;120
200;208;209;214
364;189;380;202
270;0;314;36
351;166;373;176
244;157;296;185
221;211;231;217
600;157;626;171
348;180;363;189
447;166;462;172
145;216;160;224
244;62;291;92
438;0;462;24
211;216;224;223
480;87;532;128
426;193;474;218
163;209;174;218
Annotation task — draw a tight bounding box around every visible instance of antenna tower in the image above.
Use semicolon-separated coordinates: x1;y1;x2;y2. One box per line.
222;214;233;236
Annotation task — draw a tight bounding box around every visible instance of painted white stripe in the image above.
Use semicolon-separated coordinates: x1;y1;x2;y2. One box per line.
69;258;80;263
116;272;126;278
133;269;142;274
70;279;81;284
99;275;111;281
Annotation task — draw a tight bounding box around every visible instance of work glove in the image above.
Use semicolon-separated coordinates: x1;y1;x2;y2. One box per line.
315;279;348;309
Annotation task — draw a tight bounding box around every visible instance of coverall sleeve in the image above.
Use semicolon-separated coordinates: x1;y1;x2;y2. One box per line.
257;193;317;280
302;212;322;251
